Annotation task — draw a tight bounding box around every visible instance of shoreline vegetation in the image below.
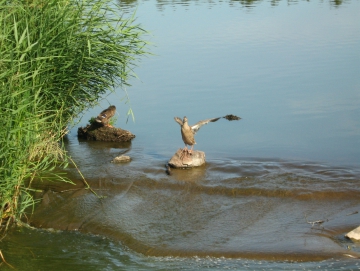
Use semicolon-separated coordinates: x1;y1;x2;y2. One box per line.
0;0;149;232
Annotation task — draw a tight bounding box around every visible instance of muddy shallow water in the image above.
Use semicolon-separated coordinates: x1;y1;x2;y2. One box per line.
1;0;360;269
2;151;360;270
27;149;360;261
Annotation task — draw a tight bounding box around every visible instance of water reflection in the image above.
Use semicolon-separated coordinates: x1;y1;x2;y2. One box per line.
117;0;349;10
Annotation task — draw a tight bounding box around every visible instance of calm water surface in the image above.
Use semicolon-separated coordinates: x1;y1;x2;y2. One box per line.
1;0;360;270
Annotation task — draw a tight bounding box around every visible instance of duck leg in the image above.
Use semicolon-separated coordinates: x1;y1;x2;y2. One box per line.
180;146;194;160
185;145;194;158
180;146;188;160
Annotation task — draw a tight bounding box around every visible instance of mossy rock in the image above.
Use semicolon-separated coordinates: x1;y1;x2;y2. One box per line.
77;123;135;142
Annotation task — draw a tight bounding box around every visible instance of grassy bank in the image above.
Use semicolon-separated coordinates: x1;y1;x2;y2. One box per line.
0;0;149;231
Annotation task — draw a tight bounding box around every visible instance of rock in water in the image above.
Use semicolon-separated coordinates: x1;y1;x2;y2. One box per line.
345;226;360;241
112;155;131;163
168;148;205;168
77;123;135;142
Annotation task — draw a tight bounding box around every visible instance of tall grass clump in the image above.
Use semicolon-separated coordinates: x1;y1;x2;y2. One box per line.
0;0;149;231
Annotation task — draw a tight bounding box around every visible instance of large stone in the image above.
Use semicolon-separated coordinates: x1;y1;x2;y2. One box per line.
345;226;360;241
168;148;205;168
77;123;135;142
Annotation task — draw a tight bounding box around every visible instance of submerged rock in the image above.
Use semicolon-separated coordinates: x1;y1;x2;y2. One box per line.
77;123;135;142
112;155;131;163
345;226;360;241
168;148;205;168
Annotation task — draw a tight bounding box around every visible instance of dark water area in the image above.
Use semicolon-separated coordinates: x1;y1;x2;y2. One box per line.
1;0;360;270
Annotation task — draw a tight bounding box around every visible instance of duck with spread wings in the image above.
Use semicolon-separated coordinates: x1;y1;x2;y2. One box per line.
174;115;241;159
173;116;219;159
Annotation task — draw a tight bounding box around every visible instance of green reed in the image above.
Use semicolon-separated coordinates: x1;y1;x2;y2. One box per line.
0;0;149;230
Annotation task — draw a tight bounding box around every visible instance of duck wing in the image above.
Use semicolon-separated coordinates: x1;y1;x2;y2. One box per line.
223;114;241;121
96;106;116;122
190;117;221;134
174;117;184;126
98;110;108;119
96;110;108;122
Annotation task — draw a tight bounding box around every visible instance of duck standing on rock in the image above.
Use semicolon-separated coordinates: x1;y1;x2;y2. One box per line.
174;115;241;160
95;105;116;127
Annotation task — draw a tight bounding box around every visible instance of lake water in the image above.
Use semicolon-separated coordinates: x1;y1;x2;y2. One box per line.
1;0;360;270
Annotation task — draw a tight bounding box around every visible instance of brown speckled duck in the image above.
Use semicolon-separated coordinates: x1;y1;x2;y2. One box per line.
174;116;221;158
174;115;241;159
95;105;116;127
